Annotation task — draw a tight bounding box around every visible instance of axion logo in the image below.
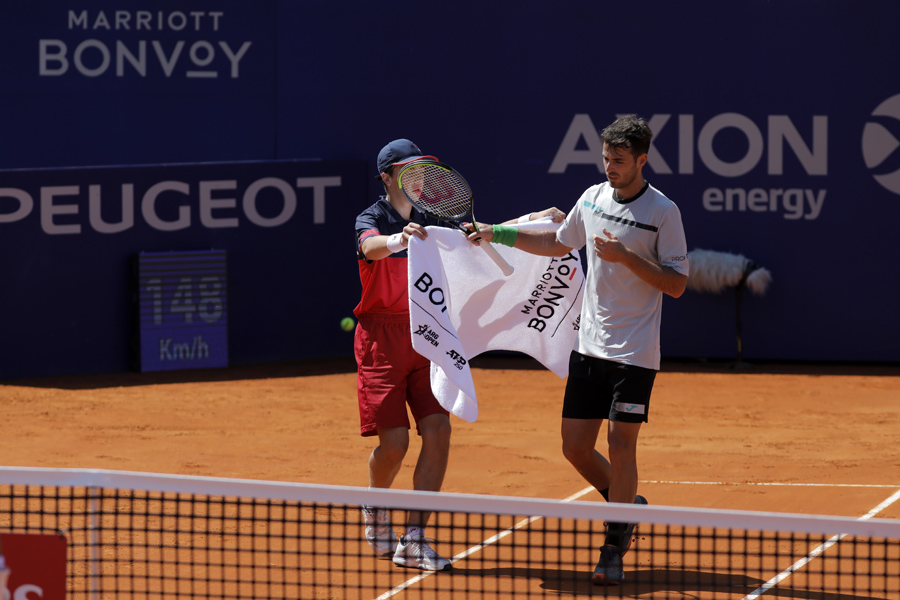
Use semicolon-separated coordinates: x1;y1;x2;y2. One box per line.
550;112;830;220
862;94;900;195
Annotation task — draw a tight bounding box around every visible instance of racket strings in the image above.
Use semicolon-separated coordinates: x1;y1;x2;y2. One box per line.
400;164;473;219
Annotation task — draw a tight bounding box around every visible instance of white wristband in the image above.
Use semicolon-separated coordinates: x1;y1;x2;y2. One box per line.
386;232;405;253
517;213;532;224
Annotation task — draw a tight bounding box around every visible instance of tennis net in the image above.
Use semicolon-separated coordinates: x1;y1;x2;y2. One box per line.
1;467;898;599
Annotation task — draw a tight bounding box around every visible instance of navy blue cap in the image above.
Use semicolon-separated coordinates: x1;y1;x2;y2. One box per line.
376;139;437;175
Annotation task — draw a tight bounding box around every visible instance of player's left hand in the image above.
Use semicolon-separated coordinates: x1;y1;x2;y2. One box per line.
593;229;629;262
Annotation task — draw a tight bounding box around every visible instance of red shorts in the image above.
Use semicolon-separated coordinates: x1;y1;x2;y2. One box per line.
355;314;449;437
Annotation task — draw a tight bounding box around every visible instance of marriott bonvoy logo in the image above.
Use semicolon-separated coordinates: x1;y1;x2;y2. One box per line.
38;9;253;79
863;93;900;195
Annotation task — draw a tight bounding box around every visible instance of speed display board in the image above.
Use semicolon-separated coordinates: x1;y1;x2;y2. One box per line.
134;250;228;372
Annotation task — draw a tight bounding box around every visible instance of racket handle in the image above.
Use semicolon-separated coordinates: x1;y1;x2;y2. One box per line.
480;242;515;276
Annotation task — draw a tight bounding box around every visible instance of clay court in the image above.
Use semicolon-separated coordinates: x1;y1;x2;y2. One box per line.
2;355;900;597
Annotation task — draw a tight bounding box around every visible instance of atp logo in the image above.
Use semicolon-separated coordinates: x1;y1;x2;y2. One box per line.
862;93;900;195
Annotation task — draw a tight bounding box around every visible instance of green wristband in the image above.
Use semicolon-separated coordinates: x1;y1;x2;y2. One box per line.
492;224;518;247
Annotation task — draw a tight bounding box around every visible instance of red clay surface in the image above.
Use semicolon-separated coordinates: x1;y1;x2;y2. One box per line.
2;355;899;598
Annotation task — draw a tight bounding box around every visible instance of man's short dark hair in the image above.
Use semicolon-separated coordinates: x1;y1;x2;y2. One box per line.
600;115;653;158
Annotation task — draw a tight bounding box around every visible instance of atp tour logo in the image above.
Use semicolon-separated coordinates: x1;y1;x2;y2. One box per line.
862;93;900;195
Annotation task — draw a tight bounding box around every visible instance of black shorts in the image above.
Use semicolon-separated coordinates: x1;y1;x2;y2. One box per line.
562;351;656;423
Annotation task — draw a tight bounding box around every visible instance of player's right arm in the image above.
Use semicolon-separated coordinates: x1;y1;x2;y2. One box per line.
468;224;572;257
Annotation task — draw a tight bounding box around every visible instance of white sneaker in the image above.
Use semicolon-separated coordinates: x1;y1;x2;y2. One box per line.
361;507;398;557
392;535;451;571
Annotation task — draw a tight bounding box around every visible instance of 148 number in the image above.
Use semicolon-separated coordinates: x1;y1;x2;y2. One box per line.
145;277;224;325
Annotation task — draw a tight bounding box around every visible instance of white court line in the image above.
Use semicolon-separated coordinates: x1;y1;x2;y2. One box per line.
741;487;900;600
373;486;596;600
643;480;899;488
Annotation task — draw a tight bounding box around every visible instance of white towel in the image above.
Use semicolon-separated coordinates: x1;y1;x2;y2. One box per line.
408;218;584;422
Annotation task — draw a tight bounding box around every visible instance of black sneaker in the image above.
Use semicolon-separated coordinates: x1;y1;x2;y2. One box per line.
591;544;623;585
617;494;648;556
607;495;647;556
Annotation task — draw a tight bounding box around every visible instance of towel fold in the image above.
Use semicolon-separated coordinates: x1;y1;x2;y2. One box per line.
408;218;584;422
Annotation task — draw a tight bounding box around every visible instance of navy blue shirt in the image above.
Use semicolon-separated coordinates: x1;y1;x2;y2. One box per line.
354;197;443;316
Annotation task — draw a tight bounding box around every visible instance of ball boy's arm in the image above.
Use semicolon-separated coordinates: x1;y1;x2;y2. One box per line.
360;223;429;261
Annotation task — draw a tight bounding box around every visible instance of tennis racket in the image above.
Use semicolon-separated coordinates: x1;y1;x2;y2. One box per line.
397;159;515;276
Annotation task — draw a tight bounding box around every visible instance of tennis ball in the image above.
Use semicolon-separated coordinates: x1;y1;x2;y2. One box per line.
340;317;355;332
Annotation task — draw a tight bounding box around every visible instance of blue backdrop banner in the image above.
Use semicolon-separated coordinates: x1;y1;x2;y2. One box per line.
1;1;898;374
0;159;366;380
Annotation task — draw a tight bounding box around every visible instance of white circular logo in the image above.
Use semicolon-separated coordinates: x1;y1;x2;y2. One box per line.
863;93;900;194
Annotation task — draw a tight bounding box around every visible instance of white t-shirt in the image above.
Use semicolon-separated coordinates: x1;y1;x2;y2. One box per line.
557;182;688;370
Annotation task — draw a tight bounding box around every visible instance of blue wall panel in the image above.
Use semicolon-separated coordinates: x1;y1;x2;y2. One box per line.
0;159;366;379
0;2;276;168
0;1;898;378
